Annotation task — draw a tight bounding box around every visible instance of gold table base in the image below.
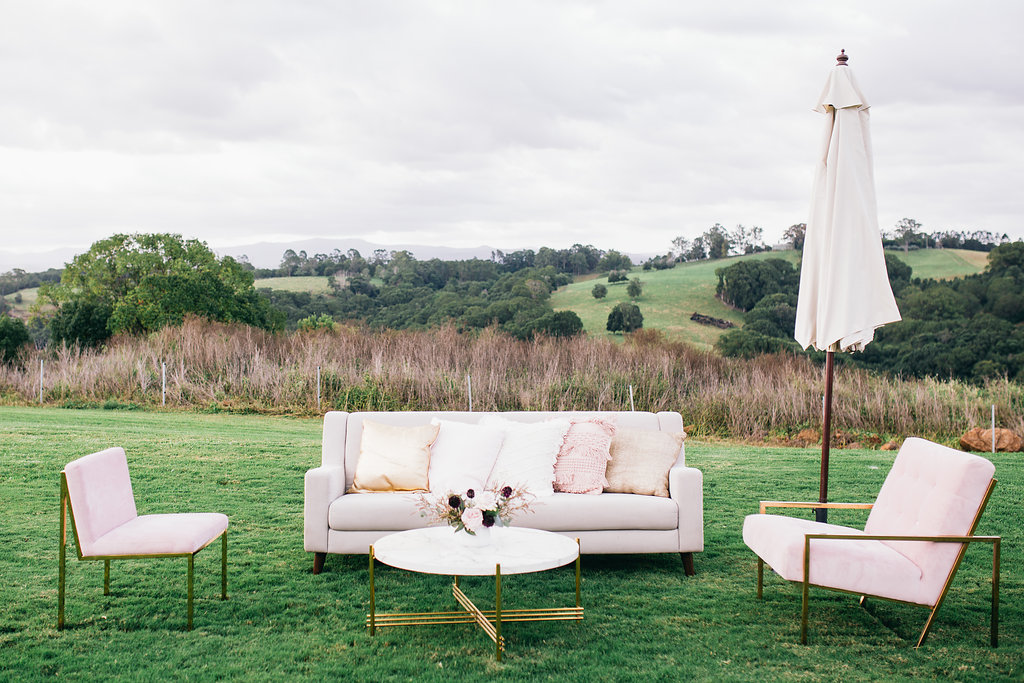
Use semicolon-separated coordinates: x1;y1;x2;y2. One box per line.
367;543;583;661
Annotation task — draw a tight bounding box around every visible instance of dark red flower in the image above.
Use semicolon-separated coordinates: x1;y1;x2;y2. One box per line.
448;495;462;509
501;486;513;498
466;489;475;499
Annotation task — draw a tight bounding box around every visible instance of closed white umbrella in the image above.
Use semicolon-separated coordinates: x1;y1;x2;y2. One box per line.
794;50;901;522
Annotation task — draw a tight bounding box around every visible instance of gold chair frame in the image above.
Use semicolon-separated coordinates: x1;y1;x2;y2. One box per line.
754;478;1000;648
57;472;228;631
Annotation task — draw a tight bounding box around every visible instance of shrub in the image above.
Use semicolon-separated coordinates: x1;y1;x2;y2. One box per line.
607;302;643;333
591;284;607;299
0;315;30;363
297;313;336;332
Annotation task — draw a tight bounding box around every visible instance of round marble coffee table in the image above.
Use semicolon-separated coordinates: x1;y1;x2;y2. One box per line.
368;527;583;661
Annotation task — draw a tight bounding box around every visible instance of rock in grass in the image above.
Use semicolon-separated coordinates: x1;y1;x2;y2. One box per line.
960;427;1023;453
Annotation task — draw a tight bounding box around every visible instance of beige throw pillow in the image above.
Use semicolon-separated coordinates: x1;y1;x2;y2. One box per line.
349;420;439;492
604;429;685;497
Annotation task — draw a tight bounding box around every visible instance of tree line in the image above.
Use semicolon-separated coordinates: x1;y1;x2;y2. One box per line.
714;242;1024;383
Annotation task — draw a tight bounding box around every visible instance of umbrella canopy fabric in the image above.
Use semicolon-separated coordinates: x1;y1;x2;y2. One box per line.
795;59;901;353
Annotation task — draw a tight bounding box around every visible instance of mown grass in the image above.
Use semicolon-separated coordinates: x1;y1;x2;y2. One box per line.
1;407;1019;681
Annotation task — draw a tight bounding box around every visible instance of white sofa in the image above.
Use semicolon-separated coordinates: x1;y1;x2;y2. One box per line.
304;410;704;575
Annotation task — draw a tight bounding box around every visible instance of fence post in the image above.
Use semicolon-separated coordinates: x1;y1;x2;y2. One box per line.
39;359;43;404
467;374;473;412
628;384;635;411
162;362;166;406
317;366;322;412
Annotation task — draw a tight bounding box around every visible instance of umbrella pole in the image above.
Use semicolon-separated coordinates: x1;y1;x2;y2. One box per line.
817;350;834;523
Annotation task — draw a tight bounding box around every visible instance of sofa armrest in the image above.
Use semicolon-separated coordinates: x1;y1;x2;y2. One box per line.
669;465;704;551
304;466;345;553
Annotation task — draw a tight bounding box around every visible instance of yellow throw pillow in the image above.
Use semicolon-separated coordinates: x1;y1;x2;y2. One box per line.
349;420;439;492
604;429;685;497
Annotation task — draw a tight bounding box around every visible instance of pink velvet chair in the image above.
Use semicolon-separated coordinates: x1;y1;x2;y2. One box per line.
58;447;229;630
742;437;1000;647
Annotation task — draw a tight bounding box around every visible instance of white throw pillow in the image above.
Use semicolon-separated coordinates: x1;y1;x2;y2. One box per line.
480;416;571;497
427;419;505;494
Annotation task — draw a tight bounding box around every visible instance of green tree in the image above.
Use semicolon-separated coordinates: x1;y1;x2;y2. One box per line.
715;259;798;311
783;223;806;251
704;223;731;259
894;217;923;255
597;250;633;273
42;233;282;338
884;253;913;296
627;277;643;298
606;302;643;333
49;300;113;348
0;315;30;364
533;310;583;337
988;242;1024;275
591;283;608;299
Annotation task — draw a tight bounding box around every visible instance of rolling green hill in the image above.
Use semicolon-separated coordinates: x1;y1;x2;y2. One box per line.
887;247;988;280
550;248;988;350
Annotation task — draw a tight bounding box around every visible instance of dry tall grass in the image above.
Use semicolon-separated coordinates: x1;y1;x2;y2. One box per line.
1;316;1020;443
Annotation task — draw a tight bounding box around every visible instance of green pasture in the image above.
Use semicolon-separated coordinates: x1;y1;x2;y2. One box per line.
551;252;801;350
2;286;40;318
889;248;989;280
551;248;988;349
253;275;335;293
2;407;1019;681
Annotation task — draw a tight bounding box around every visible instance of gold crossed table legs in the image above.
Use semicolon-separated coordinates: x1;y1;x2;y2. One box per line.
367;545;583;661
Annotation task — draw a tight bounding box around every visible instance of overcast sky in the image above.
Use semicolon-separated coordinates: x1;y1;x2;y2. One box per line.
2;1;1022;270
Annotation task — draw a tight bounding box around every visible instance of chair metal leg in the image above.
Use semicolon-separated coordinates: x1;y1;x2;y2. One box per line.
801;537;811;644
221;531;228;600
991;538;1000;647
756;558;763;599
187;554;194;631
58;485;67;630
104;560;111;596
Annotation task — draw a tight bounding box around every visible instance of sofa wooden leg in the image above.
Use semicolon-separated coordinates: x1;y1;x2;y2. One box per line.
681;552;695;576
313;552;326;575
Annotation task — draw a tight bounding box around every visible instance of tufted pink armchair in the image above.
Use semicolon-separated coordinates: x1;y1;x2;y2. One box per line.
742;437;1000;647
58;447;229;630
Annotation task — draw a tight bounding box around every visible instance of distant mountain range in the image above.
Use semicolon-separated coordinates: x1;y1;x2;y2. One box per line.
1;238;657;272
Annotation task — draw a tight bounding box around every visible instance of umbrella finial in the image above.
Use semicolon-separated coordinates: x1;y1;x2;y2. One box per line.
836;49;849;66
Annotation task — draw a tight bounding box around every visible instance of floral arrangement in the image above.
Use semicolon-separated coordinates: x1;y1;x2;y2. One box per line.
417;484;534;535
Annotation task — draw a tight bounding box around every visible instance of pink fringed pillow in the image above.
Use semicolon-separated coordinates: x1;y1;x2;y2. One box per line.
553;417;616;494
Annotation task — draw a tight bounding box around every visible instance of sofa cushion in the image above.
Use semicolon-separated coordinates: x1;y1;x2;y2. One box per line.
605;429;685;497
349;421;438;493
510;492;678;531
427;418;504;494
554;417;616;495
330;493;426;531
480;415;570;497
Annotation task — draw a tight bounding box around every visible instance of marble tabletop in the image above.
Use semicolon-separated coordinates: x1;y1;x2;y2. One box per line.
372;526;580;576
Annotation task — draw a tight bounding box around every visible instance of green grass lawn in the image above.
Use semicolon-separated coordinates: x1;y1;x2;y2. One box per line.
254;275;335;293
2;407;1019;680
